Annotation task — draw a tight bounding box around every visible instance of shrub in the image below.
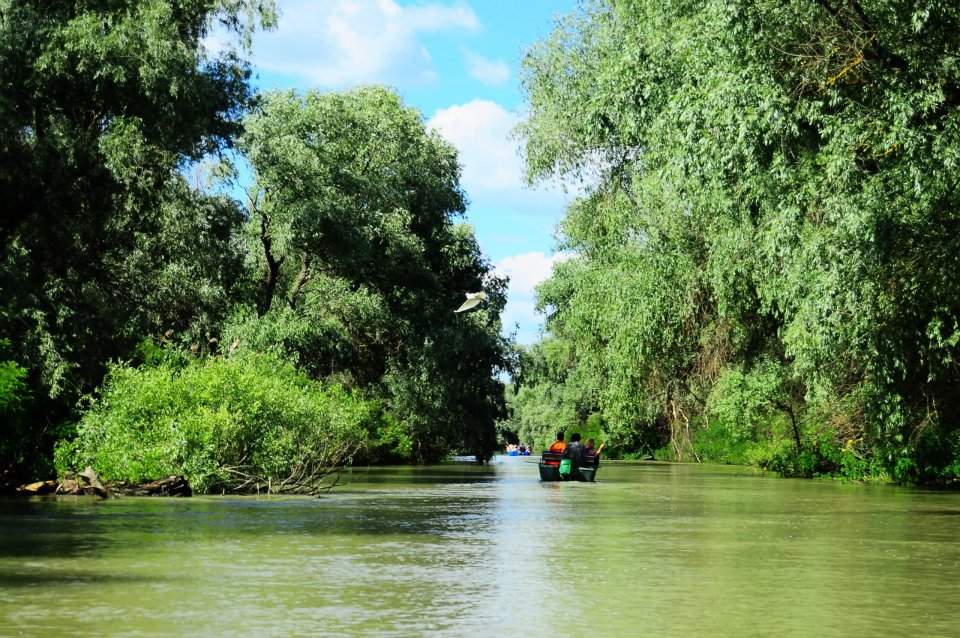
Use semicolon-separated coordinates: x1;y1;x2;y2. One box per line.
361;412;414;463
691;418;757;465
0;359;27;415
0;351;34;478
55;353;377;493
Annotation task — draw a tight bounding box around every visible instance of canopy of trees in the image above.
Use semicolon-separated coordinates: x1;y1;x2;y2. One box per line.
231;87;510;463
0;1;509;487
514;0;960;482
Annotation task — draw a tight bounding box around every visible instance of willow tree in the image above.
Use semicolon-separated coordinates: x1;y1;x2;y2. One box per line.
234;88;511;462
520;0;960;481
501;337;604;452
0;0;275;478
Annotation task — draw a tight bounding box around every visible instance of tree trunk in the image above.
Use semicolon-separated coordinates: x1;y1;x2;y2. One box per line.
288;255;312;309
256;211;283;317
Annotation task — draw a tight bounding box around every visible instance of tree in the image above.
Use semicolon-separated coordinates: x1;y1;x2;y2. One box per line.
520;0;960;481
232;87;511;461
501;337;602;451
0;0;275;479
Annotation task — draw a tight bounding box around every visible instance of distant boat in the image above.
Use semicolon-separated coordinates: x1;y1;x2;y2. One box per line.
538;451;598;482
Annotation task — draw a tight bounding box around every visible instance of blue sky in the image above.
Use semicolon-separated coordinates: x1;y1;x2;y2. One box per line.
220;0;578;344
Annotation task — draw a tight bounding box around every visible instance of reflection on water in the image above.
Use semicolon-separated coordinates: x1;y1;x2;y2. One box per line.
1;459;959;636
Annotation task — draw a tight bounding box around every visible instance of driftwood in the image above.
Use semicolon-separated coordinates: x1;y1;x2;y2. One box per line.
17;480;57;495
60;468;109;497
113;476;192;497
52;468;192;498
216;438;359;496
56;466;110;498
23;461;356;499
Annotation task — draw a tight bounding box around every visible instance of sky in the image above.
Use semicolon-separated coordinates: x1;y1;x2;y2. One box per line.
222;0;579;344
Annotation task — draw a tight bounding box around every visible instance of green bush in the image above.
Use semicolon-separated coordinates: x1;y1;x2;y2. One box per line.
0;350;35;478
882;424;960;485
691;419;757;465
361;412;414;463
706;363;790;444
0;359;27;415
747;428;887;481
580;412;604;444
55;353;378;493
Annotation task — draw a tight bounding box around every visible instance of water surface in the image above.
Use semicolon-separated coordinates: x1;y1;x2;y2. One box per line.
1;459;958;636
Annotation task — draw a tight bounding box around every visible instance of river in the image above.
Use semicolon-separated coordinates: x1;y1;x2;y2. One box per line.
1;458;958;636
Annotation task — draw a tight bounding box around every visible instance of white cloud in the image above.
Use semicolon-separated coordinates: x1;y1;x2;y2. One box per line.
494;251;572;344
250;0;479;87
202;28;233;58
463;49;510;85
495;251;569;296
428;99;579;205
428;100;523;192
429;101;577;342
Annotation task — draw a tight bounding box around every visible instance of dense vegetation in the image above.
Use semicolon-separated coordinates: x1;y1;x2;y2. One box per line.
232;88;510;464
56;353;380;494
0;1;509;489
508;0;960;483
6;0;958;489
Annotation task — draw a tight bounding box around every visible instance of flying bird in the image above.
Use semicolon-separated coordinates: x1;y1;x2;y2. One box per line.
455;290;488;313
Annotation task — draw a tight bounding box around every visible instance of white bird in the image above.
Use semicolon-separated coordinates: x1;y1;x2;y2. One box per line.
455;290;488;313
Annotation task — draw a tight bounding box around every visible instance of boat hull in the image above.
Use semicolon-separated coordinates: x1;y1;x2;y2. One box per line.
538;453;598;482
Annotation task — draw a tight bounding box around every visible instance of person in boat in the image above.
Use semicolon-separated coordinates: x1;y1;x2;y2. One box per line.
548;431;566;453
565;433;586;474
584;438;605;468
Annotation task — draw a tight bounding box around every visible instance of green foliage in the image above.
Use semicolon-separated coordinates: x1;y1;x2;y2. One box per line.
581;413;605;445
0;1;275;481
0;4;513;478
500;338;596;450
0;0;274;376
753;430;867;480
0;338;48;480
707;361;791;444
233;87;511;461
131;338;192;371
689;421;757;466
222;274;395;384
0;346;32;474
56;353;374;493
363;412;414;463
504;382;575;451
519;0;960;482
0;357;27;415
239;88;468;303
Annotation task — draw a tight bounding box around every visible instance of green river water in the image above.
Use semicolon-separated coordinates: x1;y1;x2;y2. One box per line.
1;458;959;637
